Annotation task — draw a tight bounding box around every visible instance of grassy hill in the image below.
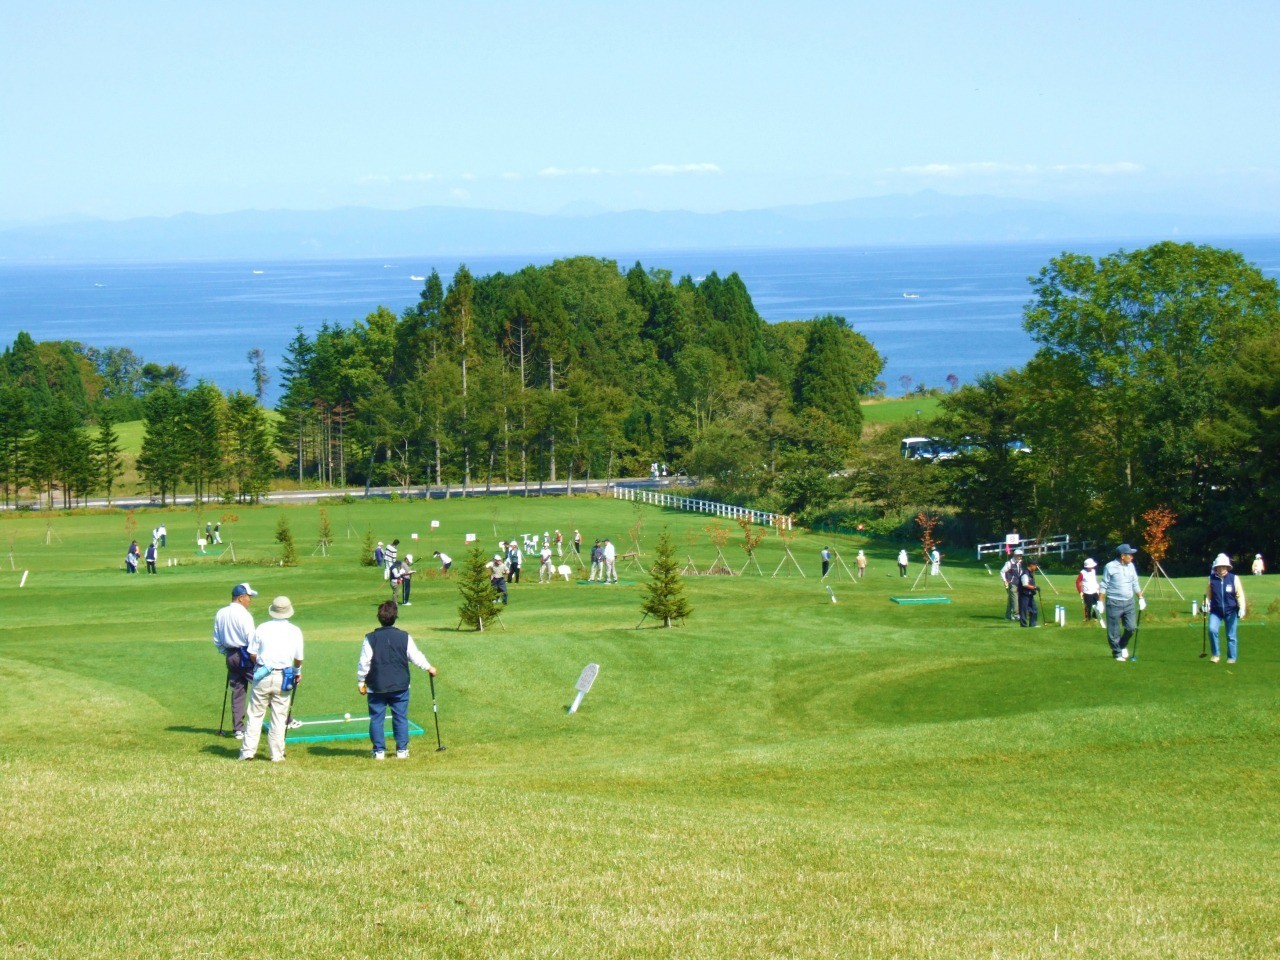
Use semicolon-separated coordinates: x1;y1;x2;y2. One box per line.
2;496;1275;958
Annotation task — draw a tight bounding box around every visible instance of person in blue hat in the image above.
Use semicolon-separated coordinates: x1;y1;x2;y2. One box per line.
1098;544;1145;660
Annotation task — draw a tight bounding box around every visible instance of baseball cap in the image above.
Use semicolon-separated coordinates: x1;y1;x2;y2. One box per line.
232;582;258;598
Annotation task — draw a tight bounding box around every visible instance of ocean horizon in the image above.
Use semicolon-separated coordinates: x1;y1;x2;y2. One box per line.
4;238;1279;407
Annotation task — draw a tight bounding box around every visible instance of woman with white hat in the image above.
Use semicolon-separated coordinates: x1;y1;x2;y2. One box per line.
1077;558;1100;623
1205;554;1246;664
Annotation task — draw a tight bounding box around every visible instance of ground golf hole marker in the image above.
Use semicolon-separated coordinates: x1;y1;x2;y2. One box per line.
569;663;599;714
20;569;28;588
825;584;837;603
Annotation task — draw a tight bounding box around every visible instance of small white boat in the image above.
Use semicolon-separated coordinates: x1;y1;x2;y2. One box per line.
902;292;919;299
409;275;425;281
252;270;264;275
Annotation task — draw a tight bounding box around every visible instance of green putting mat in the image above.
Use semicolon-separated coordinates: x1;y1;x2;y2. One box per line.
270;714;426;745
890;596;952;605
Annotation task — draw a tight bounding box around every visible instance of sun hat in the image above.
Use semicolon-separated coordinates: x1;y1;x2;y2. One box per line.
1212;553;1232;569
405;554;413;564
1083;558;1096;569
269;596;294;619
232;582;258;598
1116;543;1136;555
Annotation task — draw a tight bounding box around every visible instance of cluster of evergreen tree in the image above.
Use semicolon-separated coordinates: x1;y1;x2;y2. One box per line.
0;330;272;507
274;256;884;500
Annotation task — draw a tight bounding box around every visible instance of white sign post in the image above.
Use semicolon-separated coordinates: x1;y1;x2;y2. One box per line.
569;663;599;714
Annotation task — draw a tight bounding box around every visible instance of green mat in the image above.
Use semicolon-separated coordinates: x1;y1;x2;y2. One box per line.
890;596;952;605
269;714;426;745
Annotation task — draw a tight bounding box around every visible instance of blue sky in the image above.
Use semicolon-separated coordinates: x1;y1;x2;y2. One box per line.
3;1;1278;223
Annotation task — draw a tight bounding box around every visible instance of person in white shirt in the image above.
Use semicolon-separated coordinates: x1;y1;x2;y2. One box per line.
897;549;909;577
212;582;258;739
1076;559;1100;623
603;538;618;583
433;550;452;574
240;596;304;762
1098;544;1144;661
538;544;554;582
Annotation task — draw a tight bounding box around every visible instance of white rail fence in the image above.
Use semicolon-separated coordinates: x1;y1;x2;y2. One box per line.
976;534;1096;560
613;486;793;530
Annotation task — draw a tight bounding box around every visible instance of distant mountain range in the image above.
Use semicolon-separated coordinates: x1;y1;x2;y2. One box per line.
2;192;1275;260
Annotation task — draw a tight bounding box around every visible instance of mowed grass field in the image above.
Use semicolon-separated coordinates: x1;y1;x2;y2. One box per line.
1;496;1277;959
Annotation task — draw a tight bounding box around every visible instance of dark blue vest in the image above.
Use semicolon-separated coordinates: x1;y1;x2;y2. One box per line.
1207;571;1240;617
365;626;411;694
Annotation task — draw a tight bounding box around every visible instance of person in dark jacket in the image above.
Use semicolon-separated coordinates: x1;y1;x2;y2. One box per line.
356;600;436;760
1019;560;1041;628
1205;553;1246;664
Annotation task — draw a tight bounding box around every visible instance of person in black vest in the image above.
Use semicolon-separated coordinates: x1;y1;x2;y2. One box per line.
356;600;436;760
1019;560;1041;628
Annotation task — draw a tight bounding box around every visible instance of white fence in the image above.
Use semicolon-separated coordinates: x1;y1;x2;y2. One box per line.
613;486;793;530
976;534;1096;560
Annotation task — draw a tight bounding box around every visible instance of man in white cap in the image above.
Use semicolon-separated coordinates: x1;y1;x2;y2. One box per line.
212;582;258;739
1000;549;1025;621
1076;559;1100;624
1098;544;1145;661
240;596;304;762
1205;553;1246;664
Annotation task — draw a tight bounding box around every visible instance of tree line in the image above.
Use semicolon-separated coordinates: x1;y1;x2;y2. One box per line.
7;241;1275;570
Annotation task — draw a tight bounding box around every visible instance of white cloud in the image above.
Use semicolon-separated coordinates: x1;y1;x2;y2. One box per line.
641;162;722;176
357;174;392;184
538;166;603;178
397;172;438;183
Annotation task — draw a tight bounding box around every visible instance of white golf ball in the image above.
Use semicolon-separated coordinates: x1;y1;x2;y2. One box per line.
344;712;351;720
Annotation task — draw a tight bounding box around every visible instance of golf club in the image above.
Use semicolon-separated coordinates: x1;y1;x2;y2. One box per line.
1129;606;1143;662
217;671;230;736
429;672;445;751
1200;608;1209;658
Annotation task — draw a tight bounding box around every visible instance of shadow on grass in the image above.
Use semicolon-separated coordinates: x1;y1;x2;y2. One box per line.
304;744;376;758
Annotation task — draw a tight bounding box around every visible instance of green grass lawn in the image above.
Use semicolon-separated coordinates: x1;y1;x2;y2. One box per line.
860;395;944;425
2;497;1277;959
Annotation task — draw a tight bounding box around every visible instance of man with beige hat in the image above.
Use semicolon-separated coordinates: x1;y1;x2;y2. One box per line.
239;596;305;762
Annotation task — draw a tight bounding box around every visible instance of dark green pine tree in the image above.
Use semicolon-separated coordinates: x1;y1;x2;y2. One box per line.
456;546;498;631
640;530;692;628
275;515;298;567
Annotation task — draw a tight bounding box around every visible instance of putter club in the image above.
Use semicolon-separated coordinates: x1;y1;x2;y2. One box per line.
429;673;445;751
1200;610;1209;658
1130;607;1142;662
217;671;230;736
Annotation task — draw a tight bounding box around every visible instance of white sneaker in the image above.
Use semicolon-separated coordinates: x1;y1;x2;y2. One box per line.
396;750;409;760
1119;649;1129;661
1227;658;1236;664
1210;655;1220;663
288;719;302;729
233;731;244;740
238;752;253;761
373;751;386;760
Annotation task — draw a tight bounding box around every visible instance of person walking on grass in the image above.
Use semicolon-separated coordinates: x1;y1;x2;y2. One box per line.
356;600;436;760
1251;553;1264;576
1205;554;1246;664
488;554;509;605
820;547;831;578
856;550;867;579
506;540;522;584
383;539;399;581
239;596;304;763
1076;558;1100;623
213;582;258;740
145;539;158;574
1098;544;1145;661
897;548;909;577
573;529;582;557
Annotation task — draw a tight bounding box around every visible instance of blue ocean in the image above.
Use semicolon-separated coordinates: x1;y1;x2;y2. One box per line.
4;239;1279;405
